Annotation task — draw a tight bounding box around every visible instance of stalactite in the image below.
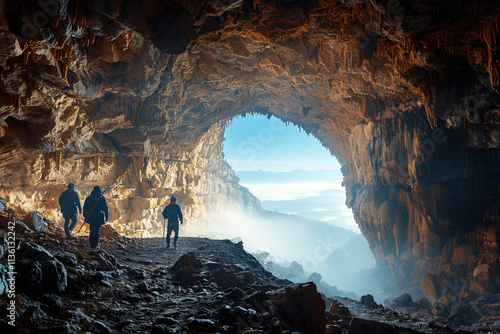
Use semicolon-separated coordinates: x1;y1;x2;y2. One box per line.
43;151;62;172
55;151;62;171
83;30;97;46
58;35;68;48
405;35;416;53
354;3;364;18
298;32;305;46
10;95;21;109
52;15;61;27
51;45;74;61
61;62;68;80
0;0;19;14
132;156;144;182
93;155;100;172
252;0;259;11
71;0;86;29
480;16;500;91
23;49;30;65
43;152;51;173
376;38;387;57
472;0;481;17
117;31;132;51
30;51;40;63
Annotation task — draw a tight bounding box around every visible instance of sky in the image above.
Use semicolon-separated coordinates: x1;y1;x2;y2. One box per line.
223;115;341;172
223;115;360;233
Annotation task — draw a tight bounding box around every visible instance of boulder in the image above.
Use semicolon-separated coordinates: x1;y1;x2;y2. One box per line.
125;294;142;303
469;281;487;296
171;252;203;284
451;245;474;266
329;300;351;316
186;318;216;332
325;324;342;334
0;199;6;212
40;294;64;313
96;251;119;271
137;281;150;293
268;282;326;334
16;242;67;295
100;224;121;241
17;305;78;333
391;293;413;308
420;274;438;302
127;268;146;280
360;294;380;308
225;287;246;301
170;252;200;273
23;211;52;232
472;262;500;293
54;251;78;267
173;266;195;285
432;302;449;317
414;298;432;310
0;216;32;233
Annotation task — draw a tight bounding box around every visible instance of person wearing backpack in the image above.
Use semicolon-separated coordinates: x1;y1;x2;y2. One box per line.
83;186;108;249
58;183;82;238
162;196;183;248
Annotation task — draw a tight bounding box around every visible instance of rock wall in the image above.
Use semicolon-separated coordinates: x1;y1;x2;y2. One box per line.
0;120;260;236
1;0;500;300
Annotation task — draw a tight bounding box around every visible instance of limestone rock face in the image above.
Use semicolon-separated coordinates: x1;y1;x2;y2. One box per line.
1;0;500;300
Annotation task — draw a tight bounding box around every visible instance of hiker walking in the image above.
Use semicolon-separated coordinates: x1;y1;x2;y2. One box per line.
83;186;108;249
162;196;183;248
58;183;82;238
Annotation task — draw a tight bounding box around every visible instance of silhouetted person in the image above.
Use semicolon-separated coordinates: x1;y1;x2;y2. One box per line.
162;196;183;248
58;183;82;238
83;186;108;249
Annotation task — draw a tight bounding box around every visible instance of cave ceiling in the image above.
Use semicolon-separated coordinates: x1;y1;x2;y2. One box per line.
1;0;500;300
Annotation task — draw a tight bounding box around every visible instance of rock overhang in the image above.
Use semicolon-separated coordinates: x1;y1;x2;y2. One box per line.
0;0;500;300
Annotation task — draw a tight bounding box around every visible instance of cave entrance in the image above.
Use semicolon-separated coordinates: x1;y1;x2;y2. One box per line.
218;114;375;296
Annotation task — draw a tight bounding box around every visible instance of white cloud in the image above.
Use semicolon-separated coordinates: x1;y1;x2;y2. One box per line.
240;181;343;201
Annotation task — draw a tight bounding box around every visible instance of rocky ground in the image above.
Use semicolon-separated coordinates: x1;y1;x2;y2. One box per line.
0;202;499;333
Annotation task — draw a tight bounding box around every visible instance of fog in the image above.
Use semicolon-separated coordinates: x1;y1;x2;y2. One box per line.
181;206;383;299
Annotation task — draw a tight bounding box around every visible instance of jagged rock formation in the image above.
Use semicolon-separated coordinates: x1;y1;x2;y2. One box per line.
1;0;500;304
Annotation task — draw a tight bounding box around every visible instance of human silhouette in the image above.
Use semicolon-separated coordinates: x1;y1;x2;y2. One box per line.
58;183;82;238
162;196;183;248
83;186;108;249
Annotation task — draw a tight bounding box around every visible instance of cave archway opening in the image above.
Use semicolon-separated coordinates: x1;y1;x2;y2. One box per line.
216;113;375;296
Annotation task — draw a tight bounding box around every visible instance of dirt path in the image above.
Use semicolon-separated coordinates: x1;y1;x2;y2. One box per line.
63;236;224;333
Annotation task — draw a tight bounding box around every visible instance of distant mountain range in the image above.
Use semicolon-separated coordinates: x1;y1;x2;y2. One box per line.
236;169;358;232
236;169;343;184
